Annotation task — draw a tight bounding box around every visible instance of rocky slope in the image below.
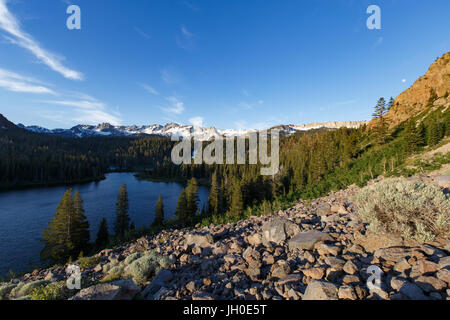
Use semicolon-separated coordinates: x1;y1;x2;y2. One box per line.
1;174;448;301
382;52;450;128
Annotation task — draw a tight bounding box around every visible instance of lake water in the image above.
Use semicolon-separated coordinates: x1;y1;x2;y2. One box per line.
0;173;209;276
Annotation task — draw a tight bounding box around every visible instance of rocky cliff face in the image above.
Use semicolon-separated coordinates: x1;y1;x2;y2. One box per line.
384;52;450;127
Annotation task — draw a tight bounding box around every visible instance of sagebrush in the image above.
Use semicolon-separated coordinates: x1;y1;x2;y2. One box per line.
353;178;450;242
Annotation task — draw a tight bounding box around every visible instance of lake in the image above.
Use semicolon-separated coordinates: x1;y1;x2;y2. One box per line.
0;173;209;276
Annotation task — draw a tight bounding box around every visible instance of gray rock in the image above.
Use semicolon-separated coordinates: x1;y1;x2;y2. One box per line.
70;279;140;300
185;232;214;248
271;262;291;279
288;230;333;251
316;203;332;216
393;258;411;273
325;256;346;270
415;276;447;292
374;247;415;262
397;281;429;300
303;280;338;300
262;218;300;244
141;269;173;298
438;256;450;269
343;260;358;275
433;175;450;189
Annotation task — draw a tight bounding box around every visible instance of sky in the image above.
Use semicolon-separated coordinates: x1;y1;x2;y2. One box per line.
0;0;449;130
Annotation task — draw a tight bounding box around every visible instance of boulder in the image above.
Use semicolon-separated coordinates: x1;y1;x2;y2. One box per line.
415;276;447;292
70;279;140;300
303;280;338;300
141;269;173;298
288;230;332;251
185;232;214;248
247;233;263;246
262;218;300;244
374;247;416;262
316;203;332;216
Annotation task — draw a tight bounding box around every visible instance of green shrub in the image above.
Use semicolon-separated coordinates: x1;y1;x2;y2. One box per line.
102;259;119;273
353;178;450;243
10;280;49;299
124;251;169;285
0;284;17;300
30;281;71;300
76;256;101;269
124;252;142;266
99;272;122;283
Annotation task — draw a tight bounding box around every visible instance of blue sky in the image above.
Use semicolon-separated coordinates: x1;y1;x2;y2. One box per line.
0;0;449;130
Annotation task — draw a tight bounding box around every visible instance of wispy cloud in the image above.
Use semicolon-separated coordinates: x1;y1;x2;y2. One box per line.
0;0;83;80
160;96;185;115
0;68;55;94
189;116;203;127
182;1;199;11
140;83;159;95
161;67;180;84
176;25;195;50
42;96;122;125
237;99;263;110
134;26;151;40
372;36;383;48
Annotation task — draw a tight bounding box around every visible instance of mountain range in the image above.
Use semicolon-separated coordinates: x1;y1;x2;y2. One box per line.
12;120;368;141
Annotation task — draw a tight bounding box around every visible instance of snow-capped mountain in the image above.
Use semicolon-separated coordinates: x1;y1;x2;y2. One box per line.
16;121;368;140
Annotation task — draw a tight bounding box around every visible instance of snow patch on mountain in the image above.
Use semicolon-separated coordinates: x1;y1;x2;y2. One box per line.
16;121;368;140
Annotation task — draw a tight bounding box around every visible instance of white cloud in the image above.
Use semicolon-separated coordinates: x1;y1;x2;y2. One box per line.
181;25;194;38
42;98;122;125
134;26;151;40
140;83;159;95
0;68;55;94
402;79;406;83
0;0;83;80
176;25;195;50
189;116;203;127
161;96;185;115
161;67;180;84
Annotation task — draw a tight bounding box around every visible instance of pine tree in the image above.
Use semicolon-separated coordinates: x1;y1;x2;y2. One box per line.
387;97;395;111
72;191;90;254
185;178;199;225
427;118;441;146
208;171;221;215
153;195;164;227
41;189;90;263
230;179;244;217
95;218;109;249
114;184;130;240
404;119;423;152
176;188;187;225
372;97;389;144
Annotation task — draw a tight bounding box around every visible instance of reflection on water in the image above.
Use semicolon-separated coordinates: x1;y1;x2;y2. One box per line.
0;173;208;276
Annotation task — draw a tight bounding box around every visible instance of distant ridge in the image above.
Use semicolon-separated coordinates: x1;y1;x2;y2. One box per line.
14;120;369;141
0;114;17;130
